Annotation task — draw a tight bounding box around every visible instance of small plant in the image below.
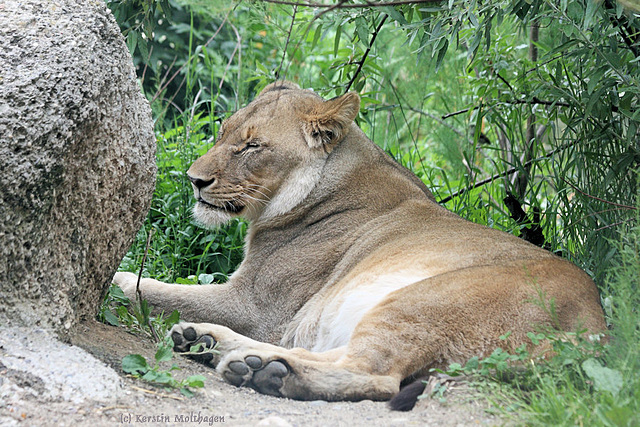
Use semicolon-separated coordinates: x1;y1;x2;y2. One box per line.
98;283;180;340
122;335;210;397
100;283;216;397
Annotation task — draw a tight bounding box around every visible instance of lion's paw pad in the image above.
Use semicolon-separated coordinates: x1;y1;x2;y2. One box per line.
222;356;289;396
171;326;217;366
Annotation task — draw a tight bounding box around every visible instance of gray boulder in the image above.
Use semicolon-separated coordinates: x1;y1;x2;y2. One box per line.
0;0;156;335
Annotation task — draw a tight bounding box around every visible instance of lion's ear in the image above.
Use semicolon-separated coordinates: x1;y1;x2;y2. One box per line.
302;92;360;152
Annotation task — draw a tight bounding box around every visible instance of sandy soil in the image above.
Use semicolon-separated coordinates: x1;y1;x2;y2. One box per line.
0;321;505;426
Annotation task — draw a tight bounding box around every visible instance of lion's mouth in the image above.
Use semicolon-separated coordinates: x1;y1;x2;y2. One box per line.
198;198;245;214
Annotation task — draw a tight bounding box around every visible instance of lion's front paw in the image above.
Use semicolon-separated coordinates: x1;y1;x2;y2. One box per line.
112;271;138;300
219;353;290;397
169;323;219;367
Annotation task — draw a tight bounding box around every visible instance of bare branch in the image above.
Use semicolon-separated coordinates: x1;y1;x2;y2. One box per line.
566;182;638;211
277;5;298;79
442;98;571;119
438;140;579;204
345;15;388;93
406;106;472;144
496;72;515;93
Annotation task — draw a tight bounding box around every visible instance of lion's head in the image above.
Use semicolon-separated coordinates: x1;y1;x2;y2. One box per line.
187;82;360;226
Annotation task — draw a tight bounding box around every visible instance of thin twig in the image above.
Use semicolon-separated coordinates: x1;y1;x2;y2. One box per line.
275;1;350;81
496;72;515;93
442;98;571;119
407;106;472;143
277;5;298;79
151;56;179;103
438;140;579;204
218;22;241;94
96;405;132;413
345;15;388;93
136;228;159;342
151;12;231;104
140;45;154;85
566;182;638;210
593;218;635;232
130;385;185;401
525;54;564;75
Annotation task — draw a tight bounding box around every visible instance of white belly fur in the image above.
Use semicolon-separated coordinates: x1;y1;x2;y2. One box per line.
310;272;427;352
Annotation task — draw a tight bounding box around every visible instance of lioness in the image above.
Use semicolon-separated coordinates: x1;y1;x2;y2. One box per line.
114;81;605;408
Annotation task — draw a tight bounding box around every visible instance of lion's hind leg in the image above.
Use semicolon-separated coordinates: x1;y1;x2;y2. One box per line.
169;321;400;402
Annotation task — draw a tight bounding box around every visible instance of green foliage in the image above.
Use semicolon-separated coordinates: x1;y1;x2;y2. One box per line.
122;335;209;397
98;283;181;339
437;218;640;425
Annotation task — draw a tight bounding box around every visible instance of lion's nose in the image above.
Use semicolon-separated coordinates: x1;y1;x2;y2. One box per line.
187;173;215;189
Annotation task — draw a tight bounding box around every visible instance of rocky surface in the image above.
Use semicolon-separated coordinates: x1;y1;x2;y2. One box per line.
0;0;156;334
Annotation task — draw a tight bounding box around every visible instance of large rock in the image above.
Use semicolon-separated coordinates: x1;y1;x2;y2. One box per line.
0;0;156;335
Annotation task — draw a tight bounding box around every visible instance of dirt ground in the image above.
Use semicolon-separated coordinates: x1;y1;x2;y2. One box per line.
0;321;505;426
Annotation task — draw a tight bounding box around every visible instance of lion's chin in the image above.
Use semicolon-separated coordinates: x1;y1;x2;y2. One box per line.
192;202;235;227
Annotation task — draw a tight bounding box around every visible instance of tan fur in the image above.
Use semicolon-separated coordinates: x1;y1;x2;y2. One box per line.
113;81;606;402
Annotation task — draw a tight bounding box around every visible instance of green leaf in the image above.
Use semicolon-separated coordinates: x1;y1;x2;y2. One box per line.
434;39;449;72
587;66;606;94
466;357;479;371
122;354;149;375
581;358;623;396
180;387;194;398
355;17;369;48
155;344;174;363
184;375;206;388
148;371;174;385
311;23;323;49
583;0;599;30
139;299;152;321
109;284;126;300
102;309;120;326
499;332;512;340
165;310;180;328
141;370;159;382
381;6;407;25
138;37;149;63
198;273;214;284
126;31;138;56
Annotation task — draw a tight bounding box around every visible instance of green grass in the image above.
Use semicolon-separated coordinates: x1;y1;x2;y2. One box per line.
118;113;246;284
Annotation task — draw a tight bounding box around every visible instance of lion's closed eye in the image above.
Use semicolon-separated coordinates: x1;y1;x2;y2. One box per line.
235;140;263;155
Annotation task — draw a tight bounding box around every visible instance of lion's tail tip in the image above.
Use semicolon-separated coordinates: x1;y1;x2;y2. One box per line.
387;376;428;411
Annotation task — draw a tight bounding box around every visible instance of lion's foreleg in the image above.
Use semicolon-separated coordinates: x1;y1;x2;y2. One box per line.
111;272;255;332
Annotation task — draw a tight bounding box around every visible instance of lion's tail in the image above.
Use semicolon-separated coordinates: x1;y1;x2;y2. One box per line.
387;376;428;411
